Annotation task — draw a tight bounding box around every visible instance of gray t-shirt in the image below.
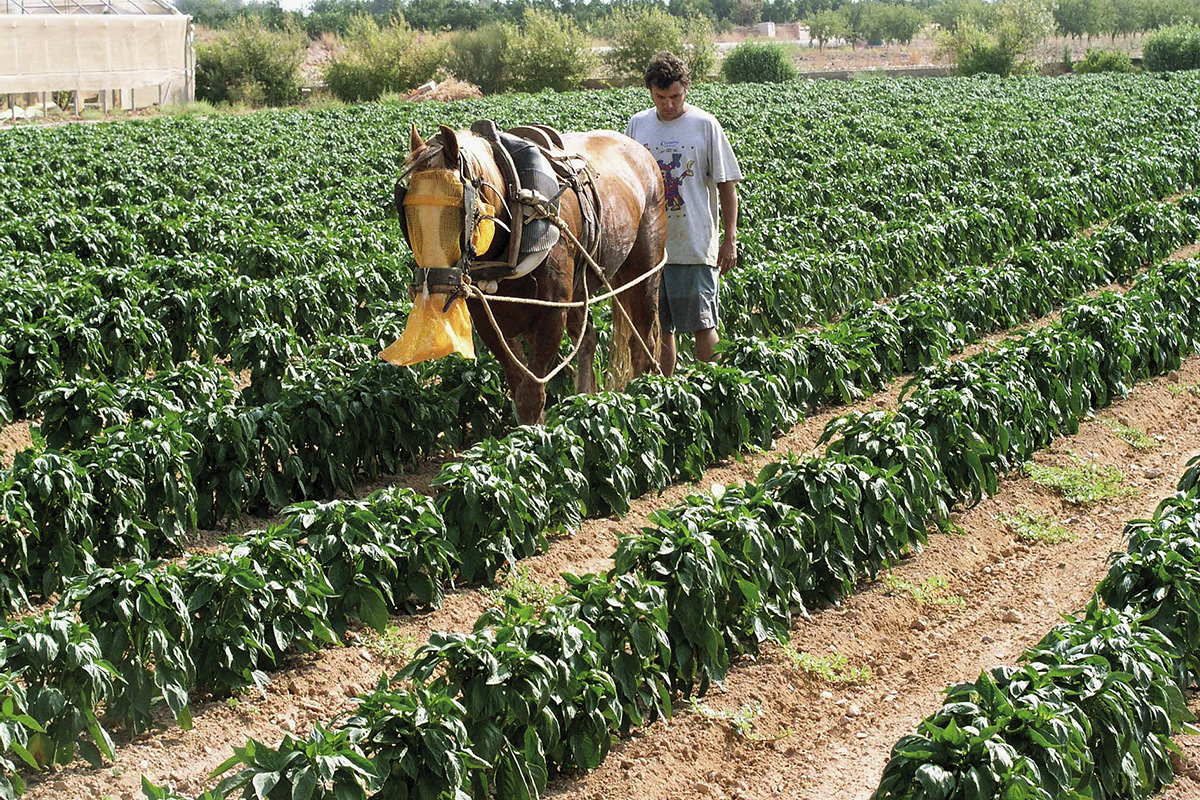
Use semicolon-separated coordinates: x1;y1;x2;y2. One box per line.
625;104;743;266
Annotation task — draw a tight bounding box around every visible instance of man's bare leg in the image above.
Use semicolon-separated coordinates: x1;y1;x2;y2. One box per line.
695;327;718;363
660;331;678;377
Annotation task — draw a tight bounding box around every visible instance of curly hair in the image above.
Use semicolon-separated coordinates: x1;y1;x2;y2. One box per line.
644;51;691;90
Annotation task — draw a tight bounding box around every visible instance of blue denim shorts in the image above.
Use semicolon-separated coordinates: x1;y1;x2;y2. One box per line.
659;263;719;334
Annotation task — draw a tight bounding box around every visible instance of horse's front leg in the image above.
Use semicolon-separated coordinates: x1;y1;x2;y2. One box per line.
515;306;569;425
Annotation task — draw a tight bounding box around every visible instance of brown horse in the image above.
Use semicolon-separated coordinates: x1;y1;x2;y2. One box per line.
397;123;666;425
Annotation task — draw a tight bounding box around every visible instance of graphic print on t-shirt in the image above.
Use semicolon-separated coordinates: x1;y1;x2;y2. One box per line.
655;149;695;214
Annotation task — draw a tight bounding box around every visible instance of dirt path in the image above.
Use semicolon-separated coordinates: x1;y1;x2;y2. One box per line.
18;258;1200;800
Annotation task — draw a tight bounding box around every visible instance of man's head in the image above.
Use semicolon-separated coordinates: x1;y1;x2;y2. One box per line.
645;51;690;122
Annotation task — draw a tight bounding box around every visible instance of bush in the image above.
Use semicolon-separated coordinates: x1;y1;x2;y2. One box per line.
721;42;797;84
944;22;1018;75
1143;23;1200;72
446;22;511;95
604;7;717;83
1074;47;1137;73
196;17;306;107
507;9;596;93
323;15;447;103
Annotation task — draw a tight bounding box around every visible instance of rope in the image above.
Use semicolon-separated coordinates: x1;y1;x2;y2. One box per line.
466;262;594;387
463;204;666;387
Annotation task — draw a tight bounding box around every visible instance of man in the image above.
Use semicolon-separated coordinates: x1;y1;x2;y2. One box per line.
625;51;742;377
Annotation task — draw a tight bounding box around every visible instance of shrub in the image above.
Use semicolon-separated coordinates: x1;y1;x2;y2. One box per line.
604;7;717;83
323;15;447;103
944;22;1018;76
195;17;306;107
507;9;596;93
721;42;797;84
446;21;512;95
1143;23;1200;72
1074;48;1136;73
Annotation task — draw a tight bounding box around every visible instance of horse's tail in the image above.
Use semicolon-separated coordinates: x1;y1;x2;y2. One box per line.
606;299;660;392
607;308;634;391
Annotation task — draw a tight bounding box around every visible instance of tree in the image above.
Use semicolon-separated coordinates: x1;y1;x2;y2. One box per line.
604;7;717;82
806;9;848;47
880;4;927;44
1055;0;1101;38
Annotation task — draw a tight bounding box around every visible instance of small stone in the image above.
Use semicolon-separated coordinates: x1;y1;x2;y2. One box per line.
835;697;848;707
981;634;995;644
910;617;929;631
926;652;940;660
287;680;300;694
621;758;634;769
1144;467;1163;479
982;566;992;575
856;731;869;739
52;782;68;793
820;690;834;700
694;781;716;795
1169;370;1182;382
898;650;914;661
359;648;374;662
847;704;862;718
1003;609;1024;624
280;717;296;732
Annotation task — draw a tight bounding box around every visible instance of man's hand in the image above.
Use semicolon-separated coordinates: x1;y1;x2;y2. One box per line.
718;237;737;274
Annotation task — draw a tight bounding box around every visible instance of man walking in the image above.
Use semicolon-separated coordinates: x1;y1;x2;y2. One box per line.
625;51;742;376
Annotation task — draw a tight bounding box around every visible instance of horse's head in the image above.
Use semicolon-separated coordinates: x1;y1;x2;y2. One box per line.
396;124;505;285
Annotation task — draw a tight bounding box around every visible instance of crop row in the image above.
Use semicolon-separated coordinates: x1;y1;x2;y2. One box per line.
873;459;1200;800
4;225;1200;797
136;254;1200;800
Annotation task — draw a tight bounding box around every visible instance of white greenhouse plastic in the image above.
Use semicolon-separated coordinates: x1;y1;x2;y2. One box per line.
1;0;194;116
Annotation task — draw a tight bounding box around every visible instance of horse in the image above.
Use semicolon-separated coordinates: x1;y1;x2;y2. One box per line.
391;121;666;425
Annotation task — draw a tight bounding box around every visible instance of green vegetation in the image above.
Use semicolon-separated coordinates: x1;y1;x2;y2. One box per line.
999;508;1077;544
366;625;417;662
482;565;557;611
690;700;764;738
1024;458;1137;504
1074;48;1137;73
883;575;965;607
1102;417;1159;449
722;42;798;83
195;17;307;107
783;644;873;684
323;15;446;102
603;7;716;83
5;73;1200;800
1143;22;1200;71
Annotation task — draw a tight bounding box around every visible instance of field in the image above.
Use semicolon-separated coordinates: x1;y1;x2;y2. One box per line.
2;72;1200;800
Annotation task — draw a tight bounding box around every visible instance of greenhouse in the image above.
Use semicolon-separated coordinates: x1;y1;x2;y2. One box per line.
1;0;193;118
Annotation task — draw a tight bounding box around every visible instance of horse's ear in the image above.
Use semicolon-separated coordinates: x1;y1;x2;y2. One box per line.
409;123;424;152
439;125;459;167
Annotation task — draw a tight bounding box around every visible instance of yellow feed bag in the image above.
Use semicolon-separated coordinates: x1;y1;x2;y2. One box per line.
379;289;475;366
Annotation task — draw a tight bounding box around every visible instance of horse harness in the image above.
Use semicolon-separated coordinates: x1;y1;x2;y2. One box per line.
395;119;604;304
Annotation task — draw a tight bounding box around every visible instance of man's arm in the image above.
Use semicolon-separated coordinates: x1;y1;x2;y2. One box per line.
717;180;739;275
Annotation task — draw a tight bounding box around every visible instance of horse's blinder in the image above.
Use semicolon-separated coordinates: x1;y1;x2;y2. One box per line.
395;151;497;300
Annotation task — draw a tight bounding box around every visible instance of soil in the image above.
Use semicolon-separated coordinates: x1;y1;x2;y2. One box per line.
5;241;1198;800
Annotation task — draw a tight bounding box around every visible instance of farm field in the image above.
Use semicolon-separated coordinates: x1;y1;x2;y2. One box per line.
2;72;1200;800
